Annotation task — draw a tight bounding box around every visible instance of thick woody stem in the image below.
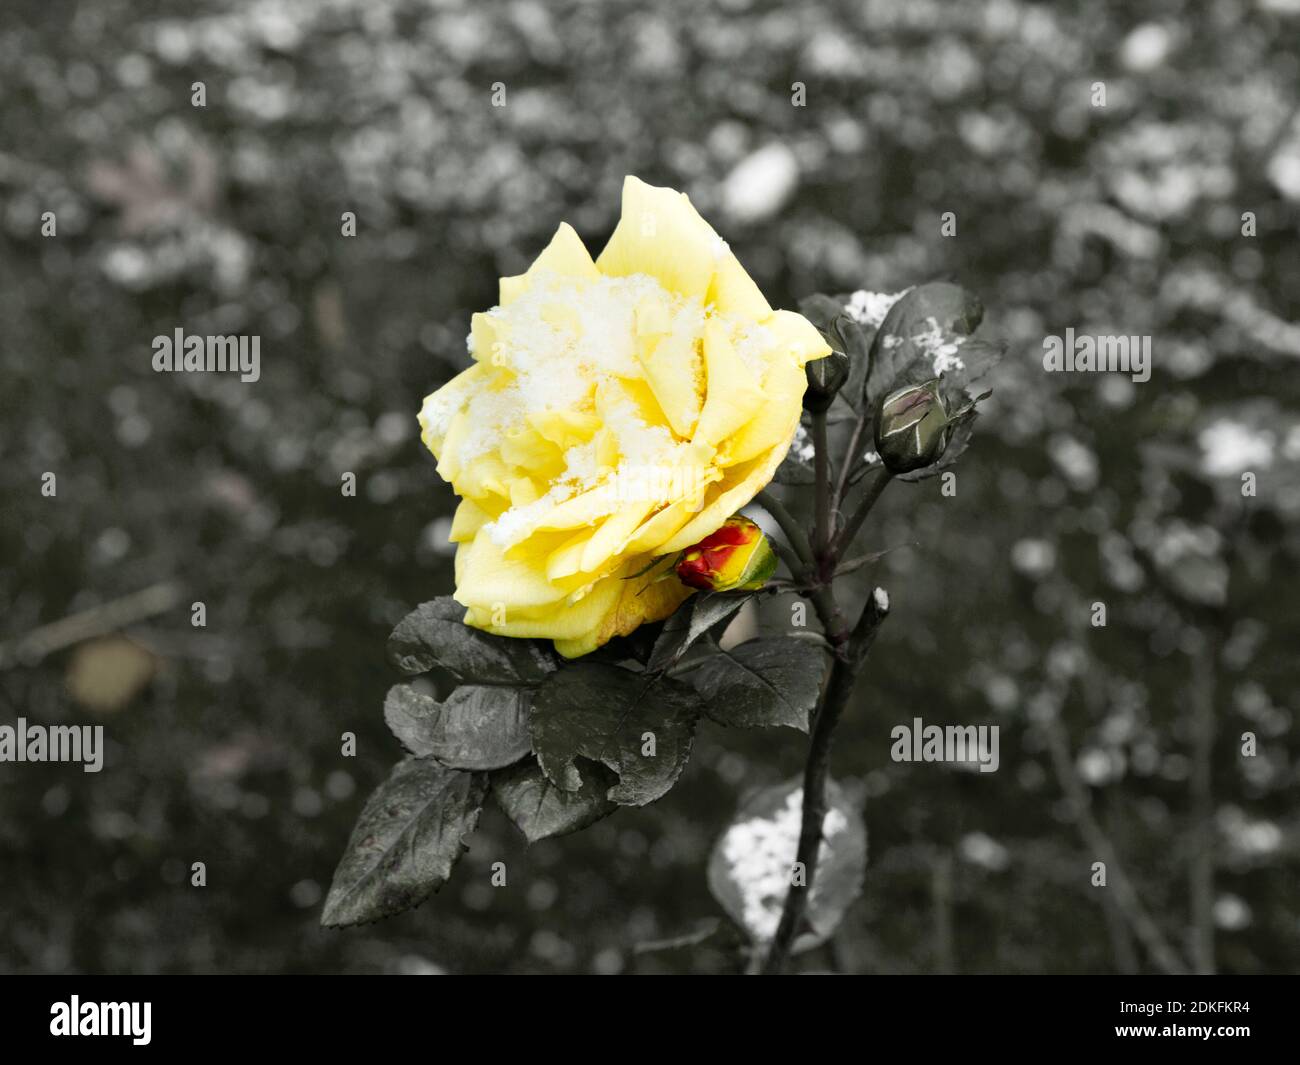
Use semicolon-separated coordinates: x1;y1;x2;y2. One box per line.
757;406;894;974
760;587;889;974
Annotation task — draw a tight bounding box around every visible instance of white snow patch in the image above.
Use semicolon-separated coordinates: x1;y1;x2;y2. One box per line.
790;421;815;462
908;316;966;376
720;788;847;942
844;288;909;328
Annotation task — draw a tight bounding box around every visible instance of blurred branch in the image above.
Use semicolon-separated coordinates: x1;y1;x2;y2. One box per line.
1099;830;1141;975
1260;100;1300;169
632;919;725;956
0;582;183;669
1164;267;1300;361
930;848;958;974
1039;675;1189;975
1188;639;1218;975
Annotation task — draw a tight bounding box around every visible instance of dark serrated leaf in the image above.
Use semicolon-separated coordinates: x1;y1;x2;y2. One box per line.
646;592;754;673
384;683;532;770
865;282;984;411
530;662;698;806
682;637;825;732
708;776;867;947
932;339;1005;413
491;755;618;843
949;337;1005;387
321;757;486;927
387;597;556;683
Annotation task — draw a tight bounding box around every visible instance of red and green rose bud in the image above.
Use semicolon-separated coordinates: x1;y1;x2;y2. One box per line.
675;515;777;592
873;378;953;474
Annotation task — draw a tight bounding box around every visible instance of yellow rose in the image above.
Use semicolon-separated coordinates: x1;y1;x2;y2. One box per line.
418;176;830;657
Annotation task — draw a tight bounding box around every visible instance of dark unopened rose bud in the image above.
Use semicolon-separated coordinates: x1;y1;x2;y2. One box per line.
874;379;951;473
675;515;777;592
803;349;850;413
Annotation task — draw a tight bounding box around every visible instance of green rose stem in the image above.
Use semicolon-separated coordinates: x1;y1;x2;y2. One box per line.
829;367;891;525
831;408;869;514
811;409;831;559
832;466;892;556
754;489;815;577
755;445;893;976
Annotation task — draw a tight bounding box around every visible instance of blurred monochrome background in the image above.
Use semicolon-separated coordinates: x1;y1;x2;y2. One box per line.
2;0;1298;974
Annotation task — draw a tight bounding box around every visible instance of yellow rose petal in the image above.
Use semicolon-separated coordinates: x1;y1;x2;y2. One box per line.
623;500;695;556
764;309;833;367
694;319;765;447
534;484;617;531
546;528;593;582
499;423;563;475
706;252;773;320
453;452;512;501
435;409;472;482
552;565;692;658
596;176;719;300
635;327;703;438
658;449;784;553
448;498;494;542
717;356;806;466
580;499;656;574
454;534;570;611
418;362;489;456
499;222;600;306
528;408;601;449
468;312;508;366
508;476;541;508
